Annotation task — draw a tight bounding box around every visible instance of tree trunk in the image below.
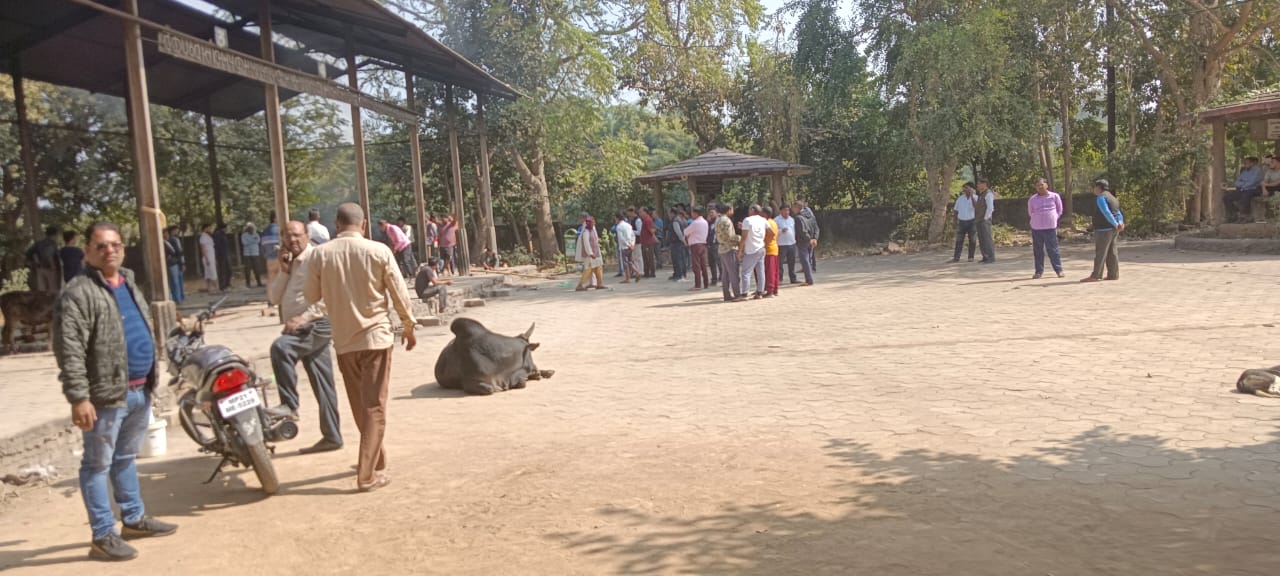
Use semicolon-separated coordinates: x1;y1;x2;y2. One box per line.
509;148;559;261
1041;134;1055;191
925;159;958;244
1059;90;1074;219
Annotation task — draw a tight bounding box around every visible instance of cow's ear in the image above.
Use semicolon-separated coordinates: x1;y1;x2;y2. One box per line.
527;342;540;351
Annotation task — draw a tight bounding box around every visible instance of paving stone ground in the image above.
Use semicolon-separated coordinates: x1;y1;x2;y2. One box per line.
2;239;1280;575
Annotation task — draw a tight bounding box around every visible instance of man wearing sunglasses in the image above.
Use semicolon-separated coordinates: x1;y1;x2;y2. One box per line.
53;223;177;561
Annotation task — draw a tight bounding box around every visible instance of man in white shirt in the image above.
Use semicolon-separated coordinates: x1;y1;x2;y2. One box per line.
976;179;996;263
614;212;641;283
738;205;768;299
951;183;979;263
774;205;798;283
266;221;342;454
683;206;710;290
306;209;330;245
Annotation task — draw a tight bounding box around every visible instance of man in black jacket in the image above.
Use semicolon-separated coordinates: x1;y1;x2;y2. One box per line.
55;222;177;561
793;198;820;285
163;226;185;303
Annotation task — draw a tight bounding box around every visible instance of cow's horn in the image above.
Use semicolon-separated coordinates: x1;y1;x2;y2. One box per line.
521;323;536;340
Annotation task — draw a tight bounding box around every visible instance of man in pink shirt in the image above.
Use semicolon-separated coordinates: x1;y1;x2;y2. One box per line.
1027;178;1064;279
683;206;710;290
437;215;458;276
378;220;416;278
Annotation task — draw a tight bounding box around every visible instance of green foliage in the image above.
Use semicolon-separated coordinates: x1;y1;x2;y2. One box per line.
991;223;1019;246
893;211;955;243
1;268;28;295
1104;135;1200;224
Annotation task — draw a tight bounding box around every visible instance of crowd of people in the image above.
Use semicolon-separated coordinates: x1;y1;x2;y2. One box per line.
1225;155;1280;223
575;198;823;300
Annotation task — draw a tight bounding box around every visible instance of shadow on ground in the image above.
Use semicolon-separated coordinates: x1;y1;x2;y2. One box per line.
551;427;1280;575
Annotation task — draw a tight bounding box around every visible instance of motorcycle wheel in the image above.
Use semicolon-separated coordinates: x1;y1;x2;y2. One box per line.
246;441;279;495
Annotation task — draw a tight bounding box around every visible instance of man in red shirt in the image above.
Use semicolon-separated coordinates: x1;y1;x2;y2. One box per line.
637;207;658;278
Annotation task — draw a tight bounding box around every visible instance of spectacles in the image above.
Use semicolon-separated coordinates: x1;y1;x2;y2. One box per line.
93;241;124;253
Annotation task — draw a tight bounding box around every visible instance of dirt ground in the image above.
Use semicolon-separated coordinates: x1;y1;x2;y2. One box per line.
3;241;1280;575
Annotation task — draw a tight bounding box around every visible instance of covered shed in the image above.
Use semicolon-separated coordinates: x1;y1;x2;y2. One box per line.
1199;89;1280;223
633;148;813;211
2;0;518;347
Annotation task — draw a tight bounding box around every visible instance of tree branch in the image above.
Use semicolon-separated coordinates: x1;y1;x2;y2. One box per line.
1109;0;1189;116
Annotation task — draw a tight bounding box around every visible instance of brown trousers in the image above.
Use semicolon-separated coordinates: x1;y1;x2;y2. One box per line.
336;348;392;487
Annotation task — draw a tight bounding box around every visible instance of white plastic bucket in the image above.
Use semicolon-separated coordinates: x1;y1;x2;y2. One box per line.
139;418;168;459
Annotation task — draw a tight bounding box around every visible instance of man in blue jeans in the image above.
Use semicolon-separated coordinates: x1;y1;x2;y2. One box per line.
54;222;177;562
163;225;184;303
1027;178;1065;279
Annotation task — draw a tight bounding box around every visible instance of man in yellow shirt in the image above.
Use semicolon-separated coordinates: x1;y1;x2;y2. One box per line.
304;203;417;492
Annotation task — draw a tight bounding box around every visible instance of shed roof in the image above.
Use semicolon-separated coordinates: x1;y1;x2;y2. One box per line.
205;0;522;100
0;0;345;120
1200;90;1280;122
634;148;813;185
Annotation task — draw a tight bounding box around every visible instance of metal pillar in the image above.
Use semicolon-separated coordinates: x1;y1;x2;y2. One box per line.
122;0;175;348
476;97;497;254
346;40;370;222
406;72;429;260
259;0;289;225
446;86;470;275
204;113;224;228
12;60;40;239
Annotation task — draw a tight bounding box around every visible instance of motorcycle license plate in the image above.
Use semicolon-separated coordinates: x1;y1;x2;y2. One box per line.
217;388;261;418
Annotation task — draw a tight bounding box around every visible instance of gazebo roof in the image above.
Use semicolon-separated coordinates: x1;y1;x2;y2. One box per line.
1200;89;1280;122
633;148;813;185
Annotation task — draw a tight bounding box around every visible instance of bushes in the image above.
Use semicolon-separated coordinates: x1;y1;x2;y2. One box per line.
1;269;29;295
894;211;955;242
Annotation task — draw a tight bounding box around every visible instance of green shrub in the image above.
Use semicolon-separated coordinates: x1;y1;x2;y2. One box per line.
991;223;1018;245
893;211;955;243
1;269;29;295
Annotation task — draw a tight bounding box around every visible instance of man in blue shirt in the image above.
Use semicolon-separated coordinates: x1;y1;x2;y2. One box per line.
1082;179;1125;283
54;223;177;561
1226;156;1265;222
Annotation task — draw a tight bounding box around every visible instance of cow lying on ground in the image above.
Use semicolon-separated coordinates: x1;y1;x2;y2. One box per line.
1237;366;1280;398
1;290;55;354
435;318;554;395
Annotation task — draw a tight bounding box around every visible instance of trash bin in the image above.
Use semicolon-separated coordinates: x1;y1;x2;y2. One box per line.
563;229;578;257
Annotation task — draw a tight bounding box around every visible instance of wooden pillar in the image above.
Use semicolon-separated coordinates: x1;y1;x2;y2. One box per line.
652;183;665;216
1210;119;1227;225
259;0;289;226
12;60;40;239
405;72;429;261
122;0;174;349
770;174;785;210
476;97;498;255
446;86;469;275
204;113;224;228
687;177;698;209
345;39;370;221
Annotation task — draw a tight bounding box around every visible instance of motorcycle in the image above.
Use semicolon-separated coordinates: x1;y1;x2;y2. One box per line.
165;295;297;494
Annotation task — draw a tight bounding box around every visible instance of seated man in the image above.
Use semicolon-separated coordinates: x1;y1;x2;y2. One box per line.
1226;156;1264;222
414;258;453;311
482;248;499;271
1264;155;1280;198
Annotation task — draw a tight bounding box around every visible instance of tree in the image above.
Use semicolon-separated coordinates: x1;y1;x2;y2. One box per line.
615;0;764;151
859;0;1027;242
1110;0;1280;223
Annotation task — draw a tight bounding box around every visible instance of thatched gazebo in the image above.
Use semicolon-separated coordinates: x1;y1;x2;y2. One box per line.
633;148;813;211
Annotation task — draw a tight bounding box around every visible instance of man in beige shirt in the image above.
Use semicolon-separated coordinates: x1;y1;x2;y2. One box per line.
266;221;343;455
304;203;417;492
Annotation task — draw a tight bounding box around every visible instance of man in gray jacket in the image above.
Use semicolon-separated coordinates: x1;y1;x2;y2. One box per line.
793;198;820;285
54;222;177;561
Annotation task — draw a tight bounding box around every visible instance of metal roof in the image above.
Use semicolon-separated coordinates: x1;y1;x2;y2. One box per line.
634;148;814;185
0;0;345;120
1200;90;1280;122
204;0;522;100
